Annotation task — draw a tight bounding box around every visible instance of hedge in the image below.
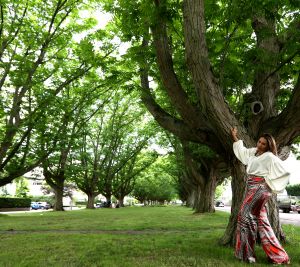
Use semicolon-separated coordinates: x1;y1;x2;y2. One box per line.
0;197;31;208
286;184;300;197
75;201;88;205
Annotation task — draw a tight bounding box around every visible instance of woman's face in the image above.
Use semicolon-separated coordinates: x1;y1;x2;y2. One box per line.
256;137;268;154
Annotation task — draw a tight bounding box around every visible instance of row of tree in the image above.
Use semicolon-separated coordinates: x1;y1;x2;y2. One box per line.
1;0;300;247
0;0;176;210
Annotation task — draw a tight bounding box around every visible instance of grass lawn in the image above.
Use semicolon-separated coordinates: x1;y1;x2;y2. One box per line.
0;206;299;266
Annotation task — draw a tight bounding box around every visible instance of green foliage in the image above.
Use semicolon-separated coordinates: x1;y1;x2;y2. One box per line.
286;184;300;196
40;183;77;199
113;150;158;200
68;88;158;202
132;156;178;203
104;0;300;125
15;177;30;198
0;185;10;197
0;197;31;208
0;0;112;186
75;201;88;206
215;184;225;200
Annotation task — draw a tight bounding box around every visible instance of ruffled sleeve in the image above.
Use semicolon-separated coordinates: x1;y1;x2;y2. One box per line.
265;154;291;194
233;140;256;165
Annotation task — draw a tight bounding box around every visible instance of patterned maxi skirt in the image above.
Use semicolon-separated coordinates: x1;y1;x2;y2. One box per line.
235;175;289;264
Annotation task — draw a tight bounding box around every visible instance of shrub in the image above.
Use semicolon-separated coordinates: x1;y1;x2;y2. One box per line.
75;201;88;206
286;184;300;196
0;197;31;208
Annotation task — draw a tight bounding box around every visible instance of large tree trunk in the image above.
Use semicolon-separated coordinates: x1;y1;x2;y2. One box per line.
220;161;246;245
183;1;285;245
86;193;96;209
44;171;65;211
104;195;112;208
178;173;192;205
53;183;64;211
192;186;200;210
191;173;218;213
194;172;217;213
185;171;217;213
186;189;195;207
267;195;286;243
182;141;226;213
118;197;125;207
184;171;218;213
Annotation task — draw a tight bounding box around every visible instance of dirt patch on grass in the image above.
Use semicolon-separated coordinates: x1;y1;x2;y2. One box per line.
0;229;197;235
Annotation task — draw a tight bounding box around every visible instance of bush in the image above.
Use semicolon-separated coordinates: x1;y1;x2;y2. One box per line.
286;184;300;196
0;197;31;208
75;201;88;206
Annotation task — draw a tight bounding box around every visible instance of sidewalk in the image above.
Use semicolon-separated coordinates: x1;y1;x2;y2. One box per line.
0;206;84;214
216;206;300;226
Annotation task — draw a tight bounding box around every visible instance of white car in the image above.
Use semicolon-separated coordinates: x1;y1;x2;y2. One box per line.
215;201;225;207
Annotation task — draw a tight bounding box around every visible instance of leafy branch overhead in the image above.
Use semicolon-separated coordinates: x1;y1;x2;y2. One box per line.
0;0;117;187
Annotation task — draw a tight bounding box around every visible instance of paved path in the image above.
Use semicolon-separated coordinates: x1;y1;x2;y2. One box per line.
216;206;300;226
0;207;83;214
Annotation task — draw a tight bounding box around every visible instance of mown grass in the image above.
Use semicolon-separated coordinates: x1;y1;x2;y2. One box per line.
0;206;299;266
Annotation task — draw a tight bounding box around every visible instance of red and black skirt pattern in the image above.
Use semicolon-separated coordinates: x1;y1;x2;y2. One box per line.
235;175;289;264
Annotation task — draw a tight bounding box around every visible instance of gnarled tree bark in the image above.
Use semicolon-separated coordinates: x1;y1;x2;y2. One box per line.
138;0;300;246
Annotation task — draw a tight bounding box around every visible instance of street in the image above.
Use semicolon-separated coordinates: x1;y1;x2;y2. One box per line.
216;206;300;226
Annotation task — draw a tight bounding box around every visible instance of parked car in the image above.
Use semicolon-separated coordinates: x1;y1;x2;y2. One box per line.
215;200;225;207
276;195;292;213
31;202;41;210
31;202;51;210
95;202;105;208
37;202;51;210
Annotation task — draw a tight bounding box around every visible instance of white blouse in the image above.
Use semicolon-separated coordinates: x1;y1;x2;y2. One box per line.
233;140;291;194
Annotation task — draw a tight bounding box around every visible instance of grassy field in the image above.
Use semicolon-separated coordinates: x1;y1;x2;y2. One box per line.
0;206;299;267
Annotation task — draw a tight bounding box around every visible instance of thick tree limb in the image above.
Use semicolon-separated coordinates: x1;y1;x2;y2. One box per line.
151;0;209;130
139;49;225;154
249;13;281;135
182;0;249;151
264;74;300;145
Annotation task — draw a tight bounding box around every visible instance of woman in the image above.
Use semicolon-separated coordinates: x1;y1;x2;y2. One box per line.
231;127;290;265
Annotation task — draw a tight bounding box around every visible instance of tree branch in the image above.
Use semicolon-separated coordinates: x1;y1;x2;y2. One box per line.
264;73;300;145
257;49;300;88
0;2;28;60
151;0;207;129
182;0;246;151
